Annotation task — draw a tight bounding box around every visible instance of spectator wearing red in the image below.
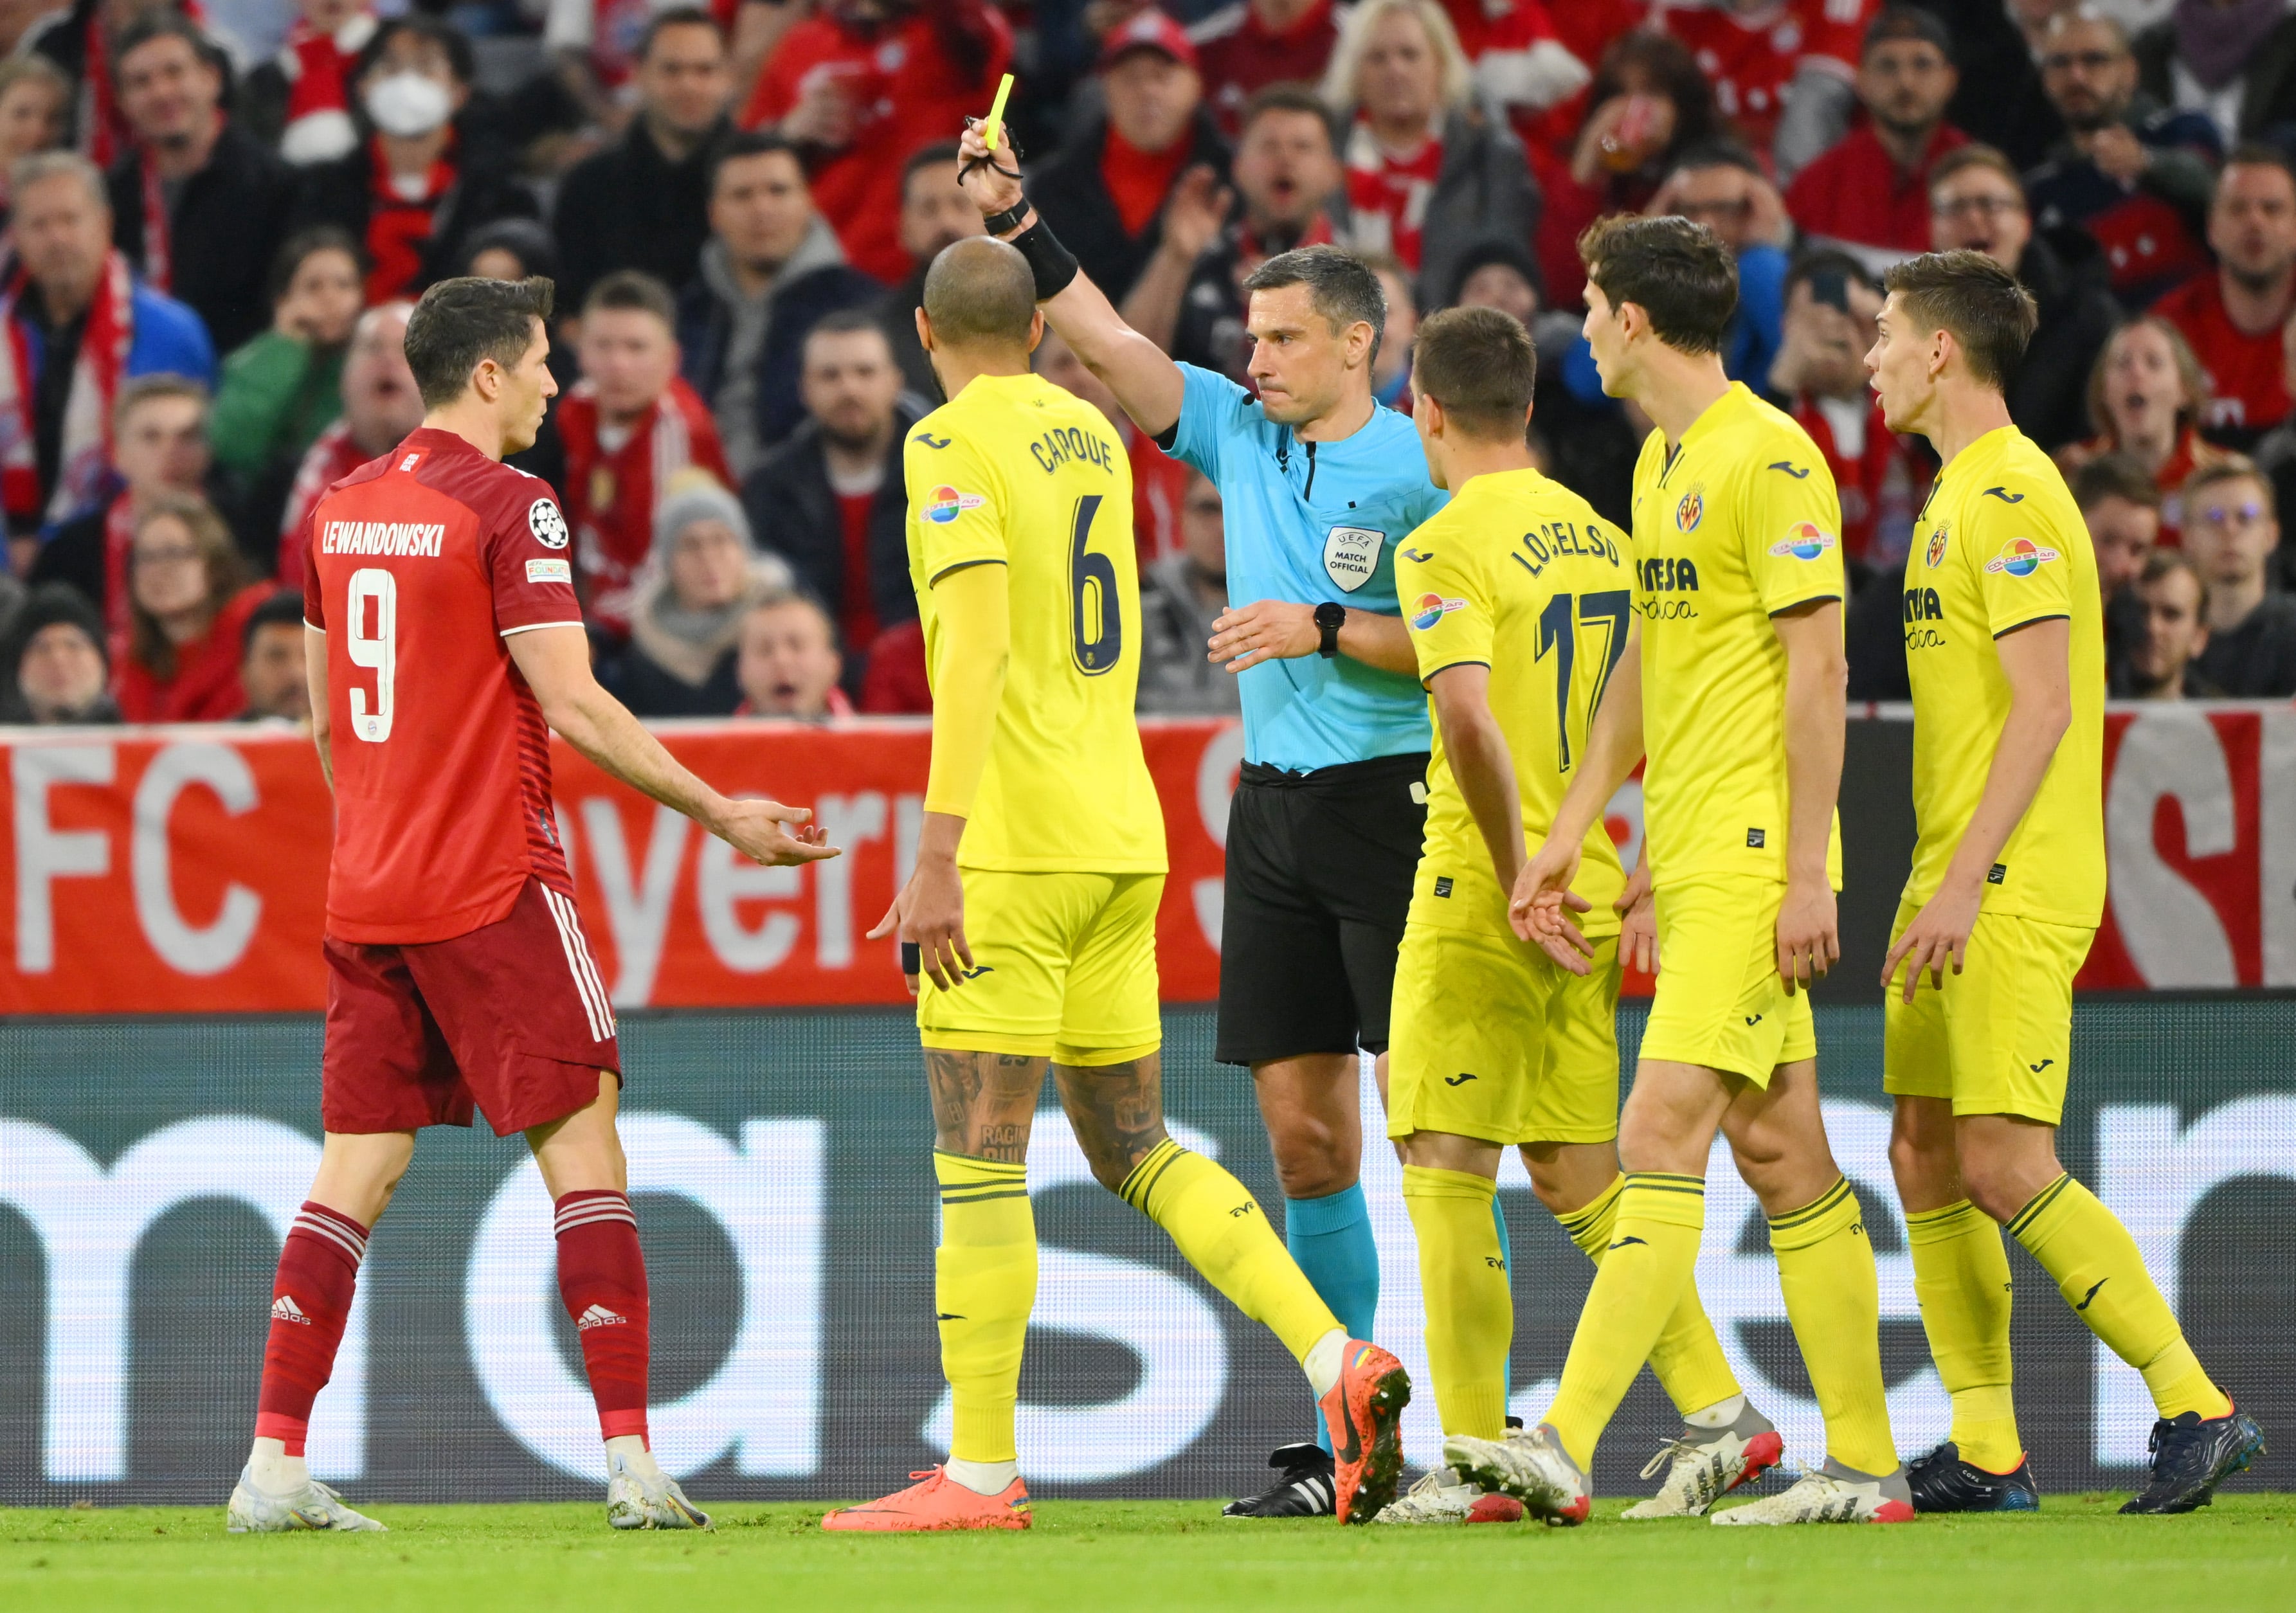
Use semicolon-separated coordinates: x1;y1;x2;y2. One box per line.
1190;0;1348;136
1029;11;1230;305
240;0;380;165
875;142;984;401
106;13;298;357
113;491;266;721
1121;84;1348;392
855;614;925;712
2151;145;2296;440
2025;11;2218;309
1784;6;1967;276
1542;31;1718;307
1927;144;2119;452
676;131;881;478
1432;0;1590;141
740;310;919;696
276;300;422;584
24;0;195;169
30;374;216;640
1767;250;1919;575
552;8;738;312
740;0;1010;285
733;587;853;719
561;271;732;638
1323;0;1539;309
2058;316;2234;545
1653;0;1872;179
285;17;538;305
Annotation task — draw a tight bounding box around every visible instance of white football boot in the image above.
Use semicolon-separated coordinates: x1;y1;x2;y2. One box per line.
1622;1398;1786;1518
1442;1423;1592;1526
605;1446;713;1530
1709;1458;1915;1525
226;1466;386;1533
1371;1467;1525;1526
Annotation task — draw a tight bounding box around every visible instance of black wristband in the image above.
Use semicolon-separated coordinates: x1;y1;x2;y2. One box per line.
1009;217;1080;302
983;201;1029;235
901;941;920;977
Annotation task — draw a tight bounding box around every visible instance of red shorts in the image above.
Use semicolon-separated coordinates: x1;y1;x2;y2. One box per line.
321;879;621;1137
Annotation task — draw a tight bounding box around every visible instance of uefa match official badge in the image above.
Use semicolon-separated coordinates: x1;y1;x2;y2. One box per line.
1926;522;1949;568
1323;525;1383;592
1985;536;2061;577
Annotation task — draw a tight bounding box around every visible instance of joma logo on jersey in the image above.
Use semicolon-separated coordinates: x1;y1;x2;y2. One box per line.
321;519;446;557
1637;555;1700;593
924;485;986;524
1985;537;2060;577
1028;425;1117;476
1512;519;1619;579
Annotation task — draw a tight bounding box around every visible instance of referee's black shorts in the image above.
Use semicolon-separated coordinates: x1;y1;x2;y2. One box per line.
1215;752;1430;1067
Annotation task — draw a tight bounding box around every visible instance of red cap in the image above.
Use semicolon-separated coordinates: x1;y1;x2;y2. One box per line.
1098;8;1198;73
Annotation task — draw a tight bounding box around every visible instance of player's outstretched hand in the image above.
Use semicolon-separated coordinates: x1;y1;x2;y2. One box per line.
1775;878;1840;996
867;858;971;996
956;122;1025;221
1208;600;1316;672
716;798;840;867
1510;837;1596;973
1616;860;1658;977
1879;879;1977;1005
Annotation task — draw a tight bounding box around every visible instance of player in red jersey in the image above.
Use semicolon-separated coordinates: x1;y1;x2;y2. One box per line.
226;275;837;1536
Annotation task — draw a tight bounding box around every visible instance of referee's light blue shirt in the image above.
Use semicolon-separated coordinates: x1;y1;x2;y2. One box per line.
1164;363;1447;773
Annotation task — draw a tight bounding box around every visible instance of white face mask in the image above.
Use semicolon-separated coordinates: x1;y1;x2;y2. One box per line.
365;71;452;139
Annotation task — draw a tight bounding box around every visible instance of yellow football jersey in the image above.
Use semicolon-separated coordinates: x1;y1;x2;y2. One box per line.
904;371;1165;874
1399;467;1628;939
1629;382;1845;888
1903;425;2104;928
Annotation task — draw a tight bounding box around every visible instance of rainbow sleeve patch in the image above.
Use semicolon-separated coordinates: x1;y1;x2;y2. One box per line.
1409;593;1467;631
925;486;987;525
1984;536;2061;577
1767;521;1836;561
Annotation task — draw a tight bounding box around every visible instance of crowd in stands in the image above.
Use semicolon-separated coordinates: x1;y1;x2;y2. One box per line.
3;0;2295;731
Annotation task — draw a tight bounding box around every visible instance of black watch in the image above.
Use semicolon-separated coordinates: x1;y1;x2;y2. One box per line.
1314;600;1345;658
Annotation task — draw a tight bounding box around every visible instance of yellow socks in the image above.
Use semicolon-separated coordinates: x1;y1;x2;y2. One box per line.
1401;1166;1510;1440
1906;1199;2021;1471
934;1151;1038;1464
1544;1172;1706;1470
1769;1178;1899;1477
1555;1174;1741;1418
2009;1173;2230;1423
1120;1139;1341;1365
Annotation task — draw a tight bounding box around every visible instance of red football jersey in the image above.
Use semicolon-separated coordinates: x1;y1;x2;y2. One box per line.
301;428;581;945
1656;0;1868;153
2150;273;2294;436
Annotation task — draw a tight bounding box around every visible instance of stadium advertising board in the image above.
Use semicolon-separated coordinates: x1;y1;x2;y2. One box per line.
0;1001;2288;1505
3;707;2291;1013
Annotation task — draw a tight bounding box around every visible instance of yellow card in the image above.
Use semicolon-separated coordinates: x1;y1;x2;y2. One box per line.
984;73;1014;152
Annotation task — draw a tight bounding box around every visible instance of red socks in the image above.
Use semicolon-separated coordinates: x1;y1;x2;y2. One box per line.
255;1202;367;1454
555;1189;651;1444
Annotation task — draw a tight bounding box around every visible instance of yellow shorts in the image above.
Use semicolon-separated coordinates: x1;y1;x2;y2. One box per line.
1881;898;2095;1126
1386;924;1621;1146
916;870;1163;1066
1638;874;1816;1087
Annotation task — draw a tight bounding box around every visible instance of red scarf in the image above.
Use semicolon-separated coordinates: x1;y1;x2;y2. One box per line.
363;137;457;303
0;250;134;524
276;419;375;584
278;12;375;163
1344;118;1445;271
139;158;170;293
102;489;136;648
557;377;730;635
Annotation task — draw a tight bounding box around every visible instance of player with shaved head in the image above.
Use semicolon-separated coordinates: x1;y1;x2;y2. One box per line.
826;233;1413;1533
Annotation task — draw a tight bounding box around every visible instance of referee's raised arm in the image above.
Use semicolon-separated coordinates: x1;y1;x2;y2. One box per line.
955;123;1184;440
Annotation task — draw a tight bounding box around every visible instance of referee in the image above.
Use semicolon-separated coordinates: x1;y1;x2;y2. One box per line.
957;123;1446;1517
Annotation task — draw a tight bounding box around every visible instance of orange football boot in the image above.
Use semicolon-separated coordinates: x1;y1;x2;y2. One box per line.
1318;1340;1412;1524
821;1466;1032;1532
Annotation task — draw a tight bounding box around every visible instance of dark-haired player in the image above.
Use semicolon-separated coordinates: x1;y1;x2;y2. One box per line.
226;275;838;1535
1463;214;1909;1526
1865;249;2266;1515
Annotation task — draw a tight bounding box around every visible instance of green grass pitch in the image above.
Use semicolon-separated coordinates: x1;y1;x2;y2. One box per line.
6;1495;2293;1612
